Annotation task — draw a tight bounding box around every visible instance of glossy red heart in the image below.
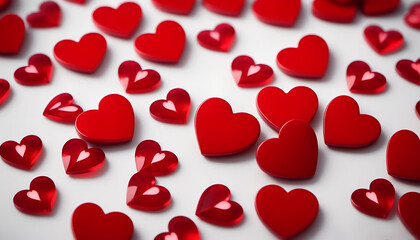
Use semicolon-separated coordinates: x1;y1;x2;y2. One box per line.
154;216;200;240
0;14;25;54
72;202;134;240
43;93;83;122
0;135;42;170
387;130;420;181
0;0;11;11
92;2;142;39
252;0;301;27
54;32;107;73
150;88;191;124
405;3;420;30
0;79;10;105
195;97;260;156
13;176;56;215
151;0;195;15
65;0;86;4
351;178;395;218
135;140;178;176
324;95;381;148
197;23;235;52
416;101;420;119
347;61;387;94
276;35;329;78
231;55;273;88
134;20;185;64
364;25;404;55
203;0;245;16
312;0;357;23
398;192;420;239
196;184;243;226
75;94;135;144
396;58;420;86
26;1;61;28
62;138;105;175
118;60;161;94
257;86;318;131
255;185;319;239
14;53;53;86
361;0;400;16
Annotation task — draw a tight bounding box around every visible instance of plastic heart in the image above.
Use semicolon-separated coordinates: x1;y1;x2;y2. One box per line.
135;139;178;176
398;192;420;239
0;14;25;54
252;0;301;27
312;0;357;23
151;0;195;15
197;23;235;52
154;216;200;240
118;60;161;94
150;88;191;124
346;61;387;94
364;25;404;55
14;53;53;86
396;58;420;86
203;0;245;16
43;93;83;122
405;3;420;30
231;55;273;88
26;1;61;28
0;135;42;170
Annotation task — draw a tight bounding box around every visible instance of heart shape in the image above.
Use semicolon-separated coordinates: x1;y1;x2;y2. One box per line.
154;216;200;240
0;14;25;54
26;1;61;28
43;93;83;122
0;79;10;105
135;139;178;176
151;0;196;15
346;61;387;94
361;0;400;16
398;192;420;239
252;0;301;27
150;88;191;124
0;135;43;170
197;23;235;52
118;60;161;93
364;25;404;55
231;55;273;87
14;53;53;86
312;0;357;23
203;0;245;16
405;3;420;29
396;59;420;86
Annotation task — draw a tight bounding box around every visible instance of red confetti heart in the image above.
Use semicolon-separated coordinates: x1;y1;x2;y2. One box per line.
203;0;245;16
405;3;420;30
135;140;178;176
26;1;61;28
312;0;357;23
150;88;191;124
154;216;200;240
361;0;400;16
14;53;53;86
396;58;420;86
398;192;420;239
252;0;301;27
118;60;161;94
231;55;273;88
0;14;25;54
0;135;42;170
43;93;83;122
364;25;404;55
197;23;235;52
151;0;195;15
347;61;387;94
62;138;105;175
0;79;10;105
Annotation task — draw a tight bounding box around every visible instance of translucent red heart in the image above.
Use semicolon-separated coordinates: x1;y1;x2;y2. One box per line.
396;58;420;86
346;61;387;94
43;93;83;122
154;216;200;240
118;60;161;94
0;135;42;170
364;25;404;55
197;23;235;52
231;55;273;88
135;140;178;176
149;88;191;124
26;1;61;28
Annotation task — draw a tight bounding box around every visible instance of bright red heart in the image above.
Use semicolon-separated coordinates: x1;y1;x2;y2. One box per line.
197;23;235;52
203;0;245;16
387;130;420;181
62;138;105;175
26;1;61;28
398;192;420;239
364;25;404;55
361;0;400;16
324;95;381;148
53;32;107;73
75;94;135;144
0;135;42;170
405;3;420;30
0;79;10;105
347;61;387;94
312;0;357;23
14;53;53;86
150;88;191;124
151;0;195;15
43;93;83;122
195;97;260;156
65;0;86;4
351;178;395;218
231;55;273;88
127;171;171;211
13;176;56;215
135;140;178;176
196;184;243;226
154;216;200;240
0;0;11;11
416;101;420;119
92;2;142;39
118;60;161;94
252;0;301;27
0;14;25;54
256;86;318;131
72;202;134;240
277;35;329;78
255;185;319;239
134;20;185;64
396;58;420;86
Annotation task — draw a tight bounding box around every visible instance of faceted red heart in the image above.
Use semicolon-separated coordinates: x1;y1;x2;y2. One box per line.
14;54;53;86
324;95;381;148
276;35;329;78
347;61;387;94
72;202;134;240
150;88;191;124
134;20;185;64
256;120;318;179
361;0;400;16
203;0;245;16
135;140;178;176
196;184;243;226
398;192;420;239
364;25;404;55
127;171;171;211
387;130;420;181
0;0;10;11
0;135;42;170
0;14;25;54
118;60;161;94
13;176;56;215
255;185;319;239
65;0;86;4
231;55;273;88
43;93;83;122
416;101;420;119
195;97;260;156
197;23;235;52
154;216;200;240
53;32;107;73
252;0;301;27
62;138;105;175
405;3;420;30
151;0;195;15
26;1;61;28
75;94;135;144
92;2;142;39
396;59;420;86
257;86;318;131
351;178;395;218
312;0;357;23
0;79;10;105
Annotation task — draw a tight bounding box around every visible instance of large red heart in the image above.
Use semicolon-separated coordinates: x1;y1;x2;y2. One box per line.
276;35;329;78
323;95;381;148
14;53;53;86
135;139;178;176
0;14;25;54
154;216;200;240
231;55;273;88
43;93;83;122
151;0;195;15
405;3;420;30
0;135;42;170
312;0;357;23
252;0;301;27
361;0;400;16
26;1;61;28
197;23;235;52
203;0;245;16
75;94;135;144
72;202;134;240
398;192;420;239
118;60;161;94
346;61;387;94
255;185;319;239
150;88;191;124
53;32;107;73
0;79;11;105
396;58;420;86
92;2;142;39
134;20;185;64
364;25;404;55
195;97;260;156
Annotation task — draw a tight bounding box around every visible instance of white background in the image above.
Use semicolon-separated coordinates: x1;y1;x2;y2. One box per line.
0;0;420;239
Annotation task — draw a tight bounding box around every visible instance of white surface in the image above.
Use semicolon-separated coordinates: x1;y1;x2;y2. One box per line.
1;0;420;239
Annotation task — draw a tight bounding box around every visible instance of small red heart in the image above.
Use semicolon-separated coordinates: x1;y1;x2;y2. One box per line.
277;35;329;78
0;135;42;170
13;176;56;215
65;0;86;4
351;178;395;218
255;185;319;239
75;94;135;144
231;55;273;88
361;0;400;16
0;0;11;11
26;1;61;28
118;60;161;94
416;101;420;119
14;53;53;86
135;140;178;176
312;0;357;23
252;0;301;27
398;192;420;239
203;0;245;16
62;138;105;175
347;61;387;94
195;97;260;156
0;14;25;54
150;88;191;124
92;2;142;39
405;3;420;30
197;23;235;52
151;0;195;15
0;79;11;105
324;95;381;148
154;216;200;240
364;25;404;55
72;202;134;240
396;58;420;86
134;20;185;64
43;93;83;122
54;32;107;73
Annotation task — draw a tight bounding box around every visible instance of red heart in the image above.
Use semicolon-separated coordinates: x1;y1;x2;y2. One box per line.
252;0;301;27
53;32;107;73
151;0;195;15
361;0;400;16
118;60;161;94
13;176;56;215
396;58;420;86
255;185;319;239
75;94;135;144
150;88;191;124
364;25;404;55
62;138;105;175
154;216;200;240
312;0;357;23
0;14;25;54
0;135;42;170
14;53;53;86
43;93;83;122
72;202;134;240
323;95;381;148
196;184;243;226
405;3;420;30
416;101;420;119
398;192;420;239
127;171;171;211
134;20;185;64
26;1;61;28
257;86;318;131
197;23;235;52
203;0;245;16
231;55;273;88
0;79;10;105
351;178;395;218
92;2;142;39
276;35;329;78
346;61;387;94
195;97;260;156
135;140;178;176
256;120;318;179
65;0;86;4
387;130;420;181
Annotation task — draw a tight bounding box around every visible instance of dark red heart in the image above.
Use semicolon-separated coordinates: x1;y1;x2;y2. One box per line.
118;60;161;94
65;0;86;4
43;93;83;122
398;192;420;239
252;0;301;27
0;79;10;105
62;138;105;175
203;0;245;16
0;135;42;170
347;60;387;94
135;140;178;176
151;0;195;15
14;53;53;86
197;23;235;52
405;3;420;30
154;216;200;240
312;0;357;23
26;1;61;28
361;0;400;16
150;88;191;124
231;55;273;88
396;58;420;86
364;25;404;55
0;14;25;54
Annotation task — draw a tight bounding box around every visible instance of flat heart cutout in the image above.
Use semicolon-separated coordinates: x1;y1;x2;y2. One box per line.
0;79;11;105
118;60;161;93
361;0;400;16
346;61;387;94
154;216;200;240
252;0;301;27
150;88;191;124
0;135;43;170
0;14;25;54
14;53;53;86
396;59;420;86
203;0;245;16
27;1;61;28
135;139;178;176
197;23;235;52
151;0;195;15
43;93;83;122
405;3;420;29
364;25;404;55
398;192;420;239
231;55;273;87
312;0;357;23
